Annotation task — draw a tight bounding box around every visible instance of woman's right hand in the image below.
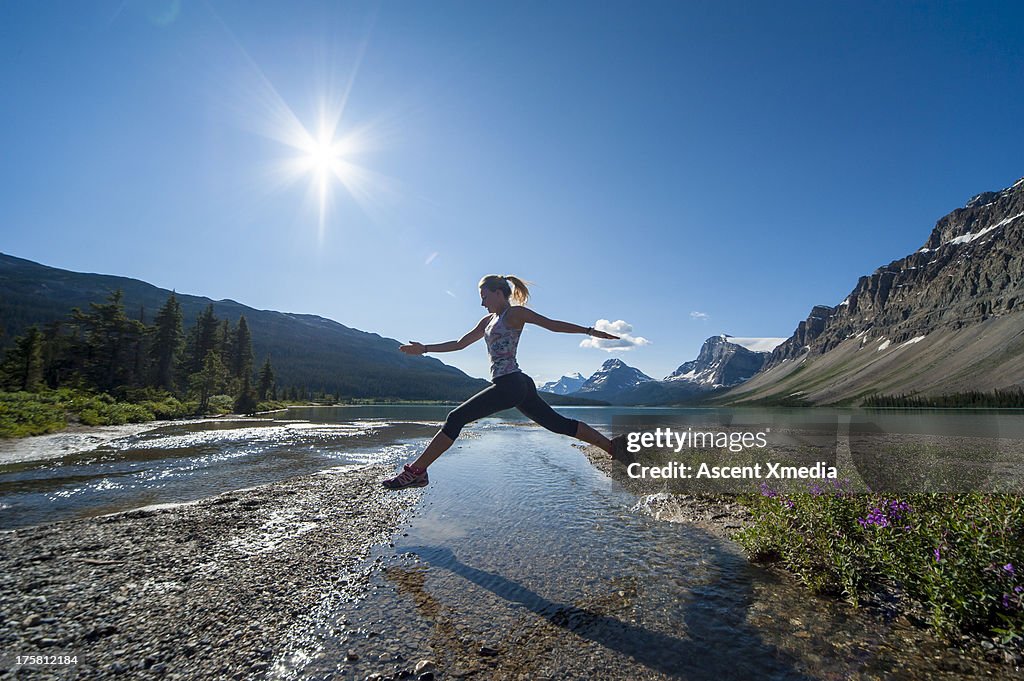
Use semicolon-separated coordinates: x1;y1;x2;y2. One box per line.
400;342;426;355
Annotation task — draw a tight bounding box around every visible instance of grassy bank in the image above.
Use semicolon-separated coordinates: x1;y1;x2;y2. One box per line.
0;389;291;438
735;482;1024;644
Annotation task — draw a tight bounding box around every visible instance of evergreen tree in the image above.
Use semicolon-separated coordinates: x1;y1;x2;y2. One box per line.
257;357;275;401
189;351;227;414
70;290;146;393
41;320;74;388
234;372;259;415
183;304;219;378
150;293;184;392
231;316;254;380
218;319;232;365
0;326;45;391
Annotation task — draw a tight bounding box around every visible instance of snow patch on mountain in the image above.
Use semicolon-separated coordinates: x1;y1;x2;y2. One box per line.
575;359;653;394
726;336;788;352
539;372;586;395
946;212;1024;247
664;335;771;390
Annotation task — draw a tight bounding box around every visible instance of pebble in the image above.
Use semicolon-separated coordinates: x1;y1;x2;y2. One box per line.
0;464;419;681
414;659;436;674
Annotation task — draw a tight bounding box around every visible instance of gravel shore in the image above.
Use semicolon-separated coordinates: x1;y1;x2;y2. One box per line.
0;464;419;680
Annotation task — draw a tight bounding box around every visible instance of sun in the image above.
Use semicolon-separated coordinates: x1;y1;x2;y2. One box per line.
211;13;385;242
224;55;381;239
299;130;351;182
281;117;368;239
310;139;335;176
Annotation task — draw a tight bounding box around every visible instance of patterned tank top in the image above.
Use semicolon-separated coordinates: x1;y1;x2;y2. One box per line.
484;307;523;379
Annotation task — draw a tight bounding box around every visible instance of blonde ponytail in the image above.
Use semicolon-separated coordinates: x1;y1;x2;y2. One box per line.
478;274;531;306
503;275;530;305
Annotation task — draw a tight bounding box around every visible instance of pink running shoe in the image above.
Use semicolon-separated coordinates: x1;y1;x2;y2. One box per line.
382;464;429;490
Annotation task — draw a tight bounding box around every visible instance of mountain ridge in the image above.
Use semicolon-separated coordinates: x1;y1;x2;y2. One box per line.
724;176;1024;405
0;252;488;401
539;372;586;395
558;335;777;405
665;334;777;388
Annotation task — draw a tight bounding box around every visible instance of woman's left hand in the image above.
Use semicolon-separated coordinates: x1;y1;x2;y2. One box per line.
400;342;426;355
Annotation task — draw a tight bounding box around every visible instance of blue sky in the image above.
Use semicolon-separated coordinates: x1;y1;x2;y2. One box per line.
2;1;1023;384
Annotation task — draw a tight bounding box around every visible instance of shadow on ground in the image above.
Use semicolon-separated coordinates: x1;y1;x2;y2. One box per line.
394;542;814;680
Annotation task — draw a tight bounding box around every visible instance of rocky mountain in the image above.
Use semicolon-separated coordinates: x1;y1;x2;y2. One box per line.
565;336;782;406
539;372;586;395
0;253;488;401
665;335;782;389
724;176;1024;405
572;359;653;401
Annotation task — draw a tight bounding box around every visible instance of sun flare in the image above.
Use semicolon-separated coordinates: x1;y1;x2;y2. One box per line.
299;131;351;180
210;13;388;242
272;112;375;240
229;67;381;239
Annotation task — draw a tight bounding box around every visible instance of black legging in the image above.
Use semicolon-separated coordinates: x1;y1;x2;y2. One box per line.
441;371;580;441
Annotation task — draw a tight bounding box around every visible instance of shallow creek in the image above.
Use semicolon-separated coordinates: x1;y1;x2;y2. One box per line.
278;421;1010;680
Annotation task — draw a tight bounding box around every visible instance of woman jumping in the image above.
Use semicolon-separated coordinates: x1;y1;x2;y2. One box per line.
382;274;620;490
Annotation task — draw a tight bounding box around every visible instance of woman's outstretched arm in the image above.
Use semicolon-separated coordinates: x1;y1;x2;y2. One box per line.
513;308;619;339
400;315;491;355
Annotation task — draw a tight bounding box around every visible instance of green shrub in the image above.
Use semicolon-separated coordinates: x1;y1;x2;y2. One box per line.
207;394;234;415
256;400;288;413
140;397;190;420
0;392;67;437
0;388;196;435
735;482;1024;640
77;407;104;426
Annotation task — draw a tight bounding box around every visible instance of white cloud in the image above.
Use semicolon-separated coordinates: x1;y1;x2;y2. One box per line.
424;252;439;265
690;311;709;321
580;319;651;352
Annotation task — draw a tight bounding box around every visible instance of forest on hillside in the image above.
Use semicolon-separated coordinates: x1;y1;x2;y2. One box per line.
862;389;1024;409
0;290;276;417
